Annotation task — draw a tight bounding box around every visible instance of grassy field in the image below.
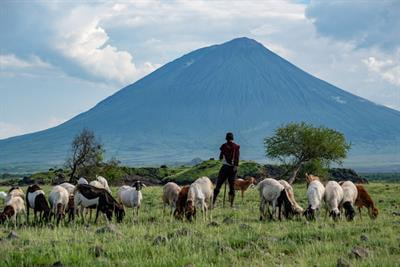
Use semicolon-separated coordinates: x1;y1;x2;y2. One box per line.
0;183;399;267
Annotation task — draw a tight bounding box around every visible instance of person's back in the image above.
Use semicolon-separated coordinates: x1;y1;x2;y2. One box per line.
213;132;240;207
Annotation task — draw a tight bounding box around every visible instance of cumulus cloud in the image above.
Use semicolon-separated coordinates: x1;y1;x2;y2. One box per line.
305;1;400;52
363;56;400;86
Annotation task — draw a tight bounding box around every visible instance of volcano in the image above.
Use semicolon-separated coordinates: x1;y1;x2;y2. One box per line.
1;37;399;172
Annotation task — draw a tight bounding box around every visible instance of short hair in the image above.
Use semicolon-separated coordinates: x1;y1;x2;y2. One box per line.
226;132;234;141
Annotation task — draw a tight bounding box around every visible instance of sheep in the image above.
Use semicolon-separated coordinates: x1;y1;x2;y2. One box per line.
162;182;181;216
340;181;358;221
0;196;26;227
48;185;70;225
355;184;378;219
324;181;344;221
174;185;190;220
77;177;89;184
303;174;325;221
186;177;213;221
96;176;111;193
26;184;51;224
278;180;304;215
74;184;125;223
117;181;145;218
59;182;75;196
257;178;294;221
234;177;256;201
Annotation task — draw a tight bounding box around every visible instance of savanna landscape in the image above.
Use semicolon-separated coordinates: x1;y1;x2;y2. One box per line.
0;181;399;267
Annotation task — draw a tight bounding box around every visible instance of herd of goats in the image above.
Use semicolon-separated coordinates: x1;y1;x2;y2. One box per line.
0;174;379;227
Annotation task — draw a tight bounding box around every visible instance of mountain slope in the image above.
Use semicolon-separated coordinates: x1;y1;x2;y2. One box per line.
1;37;399;172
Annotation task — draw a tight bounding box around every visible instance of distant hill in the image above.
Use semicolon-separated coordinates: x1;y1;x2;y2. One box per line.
1;37;399;173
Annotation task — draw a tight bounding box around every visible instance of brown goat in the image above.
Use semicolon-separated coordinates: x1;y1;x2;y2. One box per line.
234;177;256;201
355;184;378;219
174;185;193;220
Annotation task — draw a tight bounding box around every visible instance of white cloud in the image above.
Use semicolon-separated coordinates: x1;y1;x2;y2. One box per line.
363;56;400;86
0;54;52;69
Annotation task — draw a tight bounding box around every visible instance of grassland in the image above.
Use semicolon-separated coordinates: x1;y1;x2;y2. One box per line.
0;183;399;267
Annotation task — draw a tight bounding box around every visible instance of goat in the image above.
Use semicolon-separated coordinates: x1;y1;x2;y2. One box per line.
340;181;358;221
303;174;325;221
0;191;7;203
7;186;24;201
48;185;70;225
59;182;75;196
74;184;125;223
162;182;181;216
234;177;256;201
96;176;111;193
117;181;145;218
174;185;190;220
0;196;26;227
77;177;89;184
278;180;304;215
324;181;344;221
186;177;213;221
257;178;294;221
26;184;50;224
355;184;378;219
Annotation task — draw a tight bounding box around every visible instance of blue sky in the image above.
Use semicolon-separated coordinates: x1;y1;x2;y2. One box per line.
1;0;399;139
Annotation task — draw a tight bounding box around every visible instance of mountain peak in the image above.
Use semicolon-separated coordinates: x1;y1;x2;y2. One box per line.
221;37;263;48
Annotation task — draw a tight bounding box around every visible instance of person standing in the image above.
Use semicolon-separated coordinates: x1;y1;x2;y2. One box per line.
213;132;240;207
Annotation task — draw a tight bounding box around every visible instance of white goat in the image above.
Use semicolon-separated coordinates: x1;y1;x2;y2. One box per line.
162;182;181;215
304;179;325;220
0;196;26;227
0;191;7;203
186;177;213;221
77;177;89;184
96;176;111;193
117;181;145;218
59;182;75;196
324;181;344;221
278;180;304;215
340;181;358;221
258;178;294;221
48;185;70;225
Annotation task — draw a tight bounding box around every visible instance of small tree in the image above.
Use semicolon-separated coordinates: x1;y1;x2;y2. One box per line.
264;122;350;184
66;128;104;183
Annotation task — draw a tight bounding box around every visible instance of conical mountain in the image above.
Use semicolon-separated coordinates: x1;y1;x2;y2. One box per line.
1;37;399;172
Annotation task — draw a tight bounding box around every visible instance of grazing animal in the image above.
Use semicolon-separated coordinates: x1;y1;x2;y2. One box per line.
304;174;325;220
324;181;344;221
74;184;125;223
7;186;24;201
162;182;181;215
0;191;7;203
278;180;304;215
59;182;75;196
257;178;294;221
234;177;256;201
26;185;50;224
355;184;379;219
186;177;214;221
96;176;111;193
48;185;70;225
340;181;358;221
77;177;89;184
0;196;26;227
117;181;145;218
174;185;190;220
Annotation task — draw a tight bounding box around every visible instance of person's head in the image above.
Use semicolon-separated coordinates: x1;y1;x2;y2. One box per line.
226;132;234;142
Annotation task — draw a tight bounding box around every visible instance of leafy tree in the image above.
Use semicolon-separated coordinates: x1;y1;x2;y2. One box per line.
264;122;350;184
66;128;104;183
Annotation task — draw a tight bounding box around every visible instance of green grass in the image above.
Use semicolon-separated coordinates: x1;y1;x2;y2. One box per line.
0;183;399;266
